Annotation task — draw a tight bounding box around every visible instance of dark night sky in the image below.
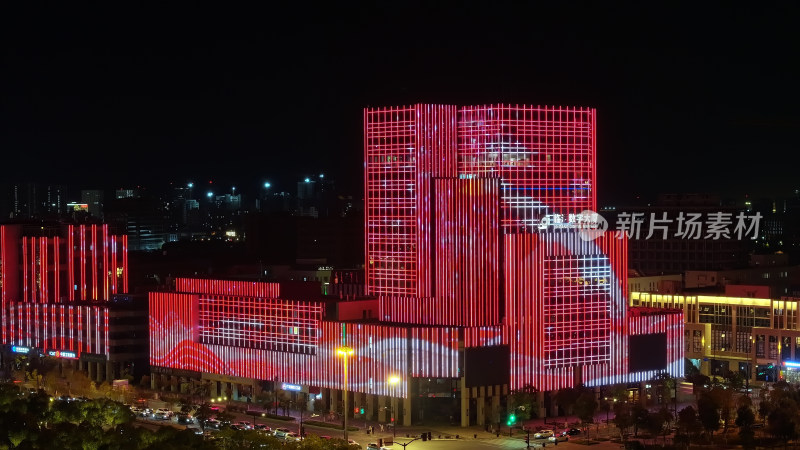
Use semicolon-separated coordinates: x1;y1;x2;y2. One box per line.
2;3;798;204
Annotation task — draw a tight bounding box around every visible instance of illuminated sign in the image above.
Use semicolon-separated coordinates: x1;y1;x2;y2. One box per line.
47;350;78;359
281;383;302;392
784;361;800;368
11;346;30;354
66;203;89;212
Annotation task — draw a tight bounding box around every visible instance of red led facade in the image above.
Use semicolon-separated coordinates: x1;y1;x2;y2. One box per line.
364;104;457;297
148;103;683;405
149;289;411;397
459;105;596;231
504;231;628;391
0;224;128;359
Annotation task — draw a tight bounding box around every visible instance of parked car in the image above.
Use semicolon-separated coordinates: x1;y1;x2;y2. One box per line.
367;444;392;450
285;432;301;441
253;424;271;433
534;429;554;439
565;428;581;436
548;433;569;442
205;418;221;429
274;428;291;439
177;414;194;425
235;421;252;430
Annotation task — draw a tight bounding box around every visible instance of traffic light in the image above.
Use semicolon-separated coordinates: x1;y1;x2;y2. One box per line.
360;407;365;415
506;413;516;426
354;407;359;414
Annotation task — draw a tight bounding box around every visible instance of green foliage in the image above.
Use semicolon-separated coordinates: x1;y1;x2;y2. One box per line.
507;384;538;420
696;391;720;435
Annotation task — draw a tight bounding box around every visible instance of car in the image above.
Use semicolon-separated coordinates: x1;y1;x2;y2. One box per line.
348;439;359;446
236;421;253;430
154;408;173;418
367;444;392;450
285;432;301;441
205;418;221;429
548;433;569;442
319;435;332;440
534;430;554;439
565;428;581;436
274;428;291;439
151;411;170;420
188;426;204;435
253;424;271;433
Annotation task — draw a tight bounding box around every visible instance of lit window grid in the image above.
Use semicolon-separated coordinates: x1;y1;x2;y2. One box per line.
364;105;458;298
543;256;612;368
458;105;596;231
197;296;322;354
176;278;281;298
504;231;630;391
364;106;418;296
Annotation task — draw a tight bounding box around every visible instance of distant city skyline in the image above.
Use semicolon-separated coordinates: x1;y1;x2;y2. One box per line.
3;3;799;205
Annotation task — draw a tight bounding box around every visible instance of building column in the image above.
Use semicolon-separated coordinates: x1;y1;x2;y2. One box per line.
210;380;218;398
476;387;485;427
460;377;469;427
105;362;114;381
150;373;157;390
537;391;547;419
491;390;501;428
402;394;411;427
378;396;387;423
329;389;339;415
87;361;96;381
366;393;375;421
639;381;647;407
232;383;239;401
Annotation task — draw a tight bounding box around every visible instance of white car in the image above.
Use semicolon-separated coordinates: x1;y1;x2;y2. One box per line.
534;429;554;439
235;421;252;430
548;433;569;442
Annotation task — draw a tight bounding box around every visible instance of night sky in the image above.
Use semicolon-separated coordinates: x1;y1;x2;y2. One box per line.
2;3;798;204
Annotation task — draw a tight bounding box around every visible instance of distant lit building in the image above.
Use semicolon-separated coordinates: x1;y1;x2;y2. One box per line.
631;288;800;385
81;189;104;219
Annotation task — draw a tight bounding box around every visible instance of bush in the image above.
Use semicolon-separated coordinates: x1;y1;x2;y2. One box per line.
303;420;358;431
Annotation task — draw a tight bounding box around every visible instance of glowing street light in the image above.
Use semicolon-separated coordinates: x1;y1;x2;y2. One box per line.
337;346;354;441
388;375;401;438
264;182;271;188
304;177;311;183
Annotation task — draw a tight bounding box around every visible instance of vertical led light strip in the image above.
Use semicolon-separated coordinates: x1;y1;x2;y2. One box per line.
80;225;86;300
68;225;74;301
91;224;97;300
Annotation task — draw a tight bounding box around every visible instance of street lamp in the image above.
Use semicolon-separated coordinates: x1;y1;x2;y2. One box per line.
337;346;354;442
388;375;400;438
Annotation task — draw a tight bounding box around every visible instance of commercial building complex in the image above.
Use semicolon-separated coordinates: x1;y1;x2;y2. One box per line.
147;104;682;426
0;223;148;381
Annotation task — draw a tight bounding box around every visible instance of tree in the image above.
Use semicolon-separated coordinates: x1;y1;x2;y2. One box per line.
612;401;633;439
507;384;538;420
194;402;214;432
631;403;649;437
574;390;598;440
736;402;756;449
697;392;720;436
676;405;701;438
555;387;581;416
